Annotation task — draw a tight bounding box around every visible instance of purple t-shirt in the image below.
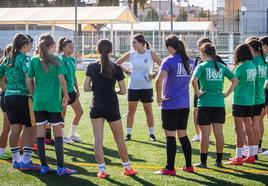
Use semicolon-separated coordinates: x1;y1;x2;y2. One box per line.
160;54;195;110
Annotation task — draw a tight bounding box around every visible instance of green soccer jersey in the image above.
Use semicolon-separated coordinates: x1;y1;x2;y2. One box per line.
252;56;268;105
0;52;30;96
193;60;235;107
59;55;76;93
233;60;257;106
28;55;64;112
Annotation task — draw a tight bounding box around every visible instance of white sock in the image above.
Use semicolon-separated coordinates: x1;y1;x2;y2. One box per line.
236;147;243;158
0;148;6;155
70;124;77;136
148;127;154;135
248;146;254;156
11;147;21;163
62;128;66;137
98;163;106;172
253;145;258;155
242;145;248;157
22;146;32;164
126;128;132;135
122;160;131;170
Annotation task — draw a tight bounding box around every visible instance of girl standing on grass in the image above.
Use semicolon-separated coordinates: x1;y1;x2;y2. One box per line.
155;35;195;176
28;34;76;176
116;34;162;141
192;43;238;168
0;33;39;170
57;37;83;143
227;43;257;165
84;39;137;179
246;39;267;160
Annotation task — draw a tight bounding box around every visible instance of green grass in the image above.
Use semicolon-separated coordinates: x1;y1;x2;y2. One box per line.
0;71;268;186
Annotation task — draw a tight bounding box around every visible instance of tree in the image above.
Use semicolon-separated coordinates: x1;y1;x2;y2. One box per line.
176;7;187;21
97;0;119;6
144;8;159;22
199;9;208;18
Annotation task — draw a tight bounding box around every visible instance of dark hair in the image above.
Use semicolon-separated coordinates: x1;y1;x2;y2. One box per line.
260;36;268;46
133;34;150;49
26;34;34;43
97;39;113;79
247;39;267;64
200;43;219;71
0;43;12;64
197;37;212;49
8;33;29;67
57;37;73;53
165;35;191;75
38;34;59;71
234;43;253;66
245;36;259;43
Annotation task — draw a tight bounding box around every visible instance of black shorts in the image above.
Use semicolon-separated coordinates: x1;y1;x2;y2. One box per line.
5;95;35;127
161;108;189;131
90;108;121;122
62;91;77;105
0;91;7;112
265;89;268;106
128;89;153;103
193;94;198;108
197;107;226;125
252;104;265;116
232;104;253;117
34;111;64;126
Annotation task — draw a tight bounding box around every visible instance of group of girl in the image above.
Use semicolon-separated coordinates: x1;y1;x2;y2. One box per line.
0;32;268;179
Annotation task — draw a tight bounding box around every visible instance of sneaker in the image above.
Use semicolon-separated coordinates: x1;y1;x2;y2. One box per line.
20;161;40;171
12;161;21;169
45;138;54;145
40;165;56;175
97;171;108;179
57;167;77;176
182;166;195;173
225;157;243;165
190;135;200;142
258;148;263;154
0;151;12;160
154;168;176;176
68;135;82;143
150;134;156;141
63;137;73;144
214;162;224;168
124;168;137;176
194;162;207;168
124;134;131;141
260;150;268;156
33;144;38;151
243;156;255;164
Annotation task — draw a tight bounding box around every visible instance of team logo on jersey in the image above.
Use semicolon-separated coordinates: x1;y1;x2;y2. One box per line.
144;58;148;63
176;63;194;77
206;68;223;81
257;65;267;78
246;69;257;81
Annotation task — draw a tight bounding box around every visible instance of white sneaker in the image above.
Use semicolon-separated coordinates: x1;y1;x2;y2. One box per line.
63;137;73;144
68;135;81;143
258;148;263;154
190;135;200;142
260;150;268;156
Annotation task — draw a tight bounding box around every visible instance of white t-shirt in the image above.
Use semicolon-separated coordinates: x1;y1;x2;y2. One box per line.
128;49;153;90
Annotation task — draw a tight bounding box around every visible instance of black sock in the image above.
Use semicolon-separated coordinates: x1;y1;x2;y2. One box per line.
179;135;192;168
200;153;207;165
46;128;52;140
259;140;262;149
166;136;176;170
54;137;64;168
216;153;223;163
37;137;47;166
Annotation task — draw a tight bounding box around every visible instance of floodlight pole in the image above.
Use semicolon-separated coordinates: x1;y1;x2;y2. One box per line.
170;0;173;32
74;0;78;61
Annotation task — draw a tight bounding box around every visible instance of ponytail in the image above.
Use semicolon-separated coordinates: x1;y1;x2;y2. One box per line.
212;55;219;72
57;37;72;54
144;41;150;50
97;39;113;79
200;43;219;72
247;39;267;64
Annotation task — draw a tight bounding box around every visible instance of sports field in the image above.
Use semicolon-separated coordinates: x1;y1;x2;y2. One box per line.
0;71;268;186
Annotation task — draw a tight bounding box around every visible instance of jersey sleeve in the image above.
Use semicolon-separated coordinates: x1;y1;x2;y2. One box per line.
224;66;235;80
160;58;170;73
234;65;242;79
56;58;64;75
86;63;92;77
114;64;125;81
21;56;30;74
193;64;203;79
27;58;35;78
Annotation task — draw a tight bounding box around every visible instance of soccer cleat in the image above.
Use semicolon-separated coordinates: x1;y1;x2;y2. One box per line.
190;135;200;142
182;166;195;173
150;134;156;141
154;168;176;176
260;150;268;156
0;151;12;160
33;144;38;151
40;165;56;175
124;134;131;141
20;161;40;171
243;156;255;164
45;138;54;145
12;161;21;169
225;157;243;165
57;167;77;176
194;162;207;168
63;137;73;144
68;135;82;143
97;171;108;179
214;162;224;168
258;148;263;154
124;168;137;176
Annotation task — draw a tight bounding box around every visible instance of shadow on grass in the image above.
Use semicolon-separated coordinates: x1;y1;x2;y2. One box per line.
129;175;157;186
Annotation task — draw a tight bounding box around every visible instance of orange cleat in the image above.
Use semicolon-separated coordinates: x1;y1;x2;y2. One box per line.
225;157;243;165
124;168;137;176
243;156;255;164
97;171;108;179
